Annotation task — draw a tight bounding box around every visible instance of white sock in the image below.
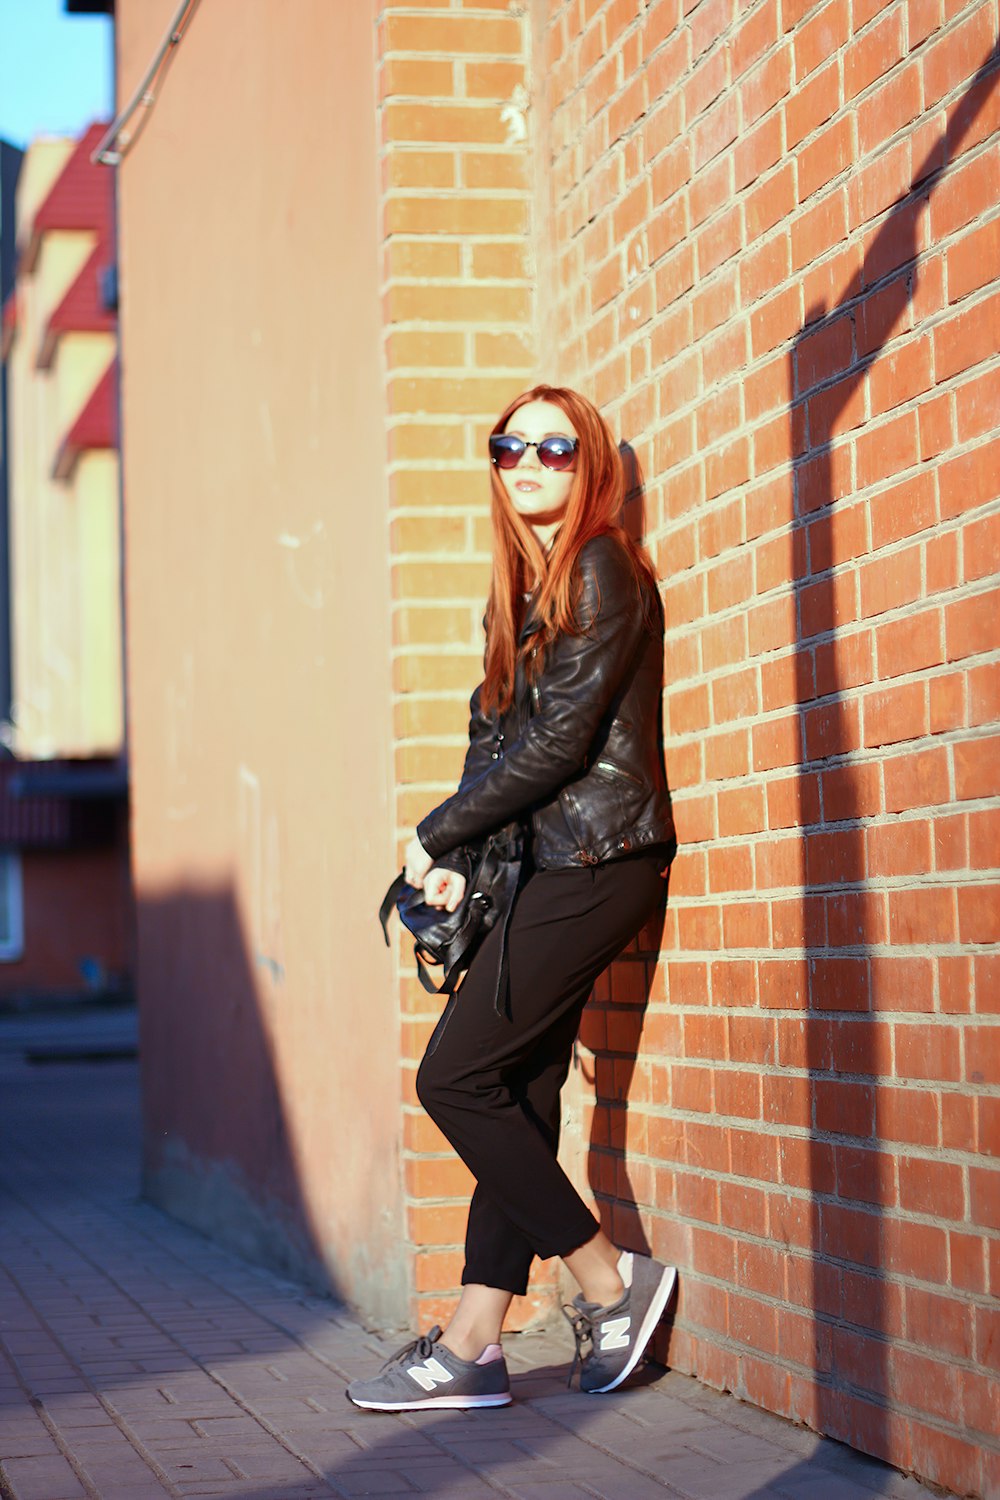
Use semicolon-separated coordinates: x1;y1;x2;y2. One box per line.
617;1249;635;1288
475;1343;504;1365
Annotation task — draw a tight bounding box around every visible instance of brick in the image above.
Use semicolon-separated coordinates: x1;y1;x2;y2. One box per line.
938;435;1000;518
922;0;999;105
898;1156;965;1222
385;239;462;279
929;671;964;735
386;283;530;323
856;409;920;488
876;1085;938;1146
970;807;1000;870
868;334;933;416
971;1166;1000;1230
390;376;524;422
465;60;526;99
384;14;523;55
955;364;1000;443
857;61;921;153
761;966;809;1026
859;544;921;618
946;589;1000;661
462;151;529;192
385;193;527;235
714;1067;761;1119
883;745;949;812
385;149;457;190
917;389;955;460
958;884;1000;945
791;189;850;276
862;680;927;747
385;100;513;146
950;1229;987;1294
876;608;942;680
934;289;1000;382
849;135;913;230
939;954;973;1014
882;1215;949;1283
784;59;839;146
381;57;455;97
947;213;1000;303
802;568;861;639
860;193;927;288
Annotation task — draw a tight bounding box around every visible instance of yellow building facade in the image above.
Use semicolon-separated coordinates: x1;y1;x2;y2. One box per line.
5;127;121;759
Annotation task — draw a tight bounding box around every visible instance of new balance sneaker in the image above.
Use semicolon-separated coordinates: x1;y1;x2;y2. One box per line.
346;1325;512;1411
563;1250;677;1394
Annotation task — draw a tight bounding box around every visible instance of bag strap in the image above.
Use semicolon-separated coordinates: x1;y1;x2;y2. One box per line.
414;947;465;995
379;872;408;946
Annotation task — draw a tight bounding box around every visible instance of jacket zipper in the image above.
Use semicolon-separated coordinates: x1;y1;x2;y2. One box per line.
594;758;644;789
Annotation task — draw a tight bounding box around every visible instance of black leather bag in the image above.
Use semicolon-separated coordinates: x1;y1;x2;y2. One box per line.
379;825;524;996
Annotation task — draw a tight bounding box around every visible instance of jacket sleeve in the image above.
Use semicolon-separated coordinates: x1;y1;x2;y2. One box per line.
424;680;497;874
417;536;645;859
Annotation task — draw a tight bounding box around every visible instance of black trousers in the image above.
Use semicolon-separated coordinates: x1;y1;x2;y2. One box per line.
415;845;669;1297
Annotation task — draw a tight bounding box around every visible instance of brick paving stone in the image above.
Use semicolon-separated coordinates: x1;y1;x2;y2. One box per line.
0;1029;954;1500
0;1426;61;1458
0;1452;88;1498
333;1471;419;1495
407;1469;497;1496
686;1425;803;1465
502;1486;619;1500
770;1473;902;1500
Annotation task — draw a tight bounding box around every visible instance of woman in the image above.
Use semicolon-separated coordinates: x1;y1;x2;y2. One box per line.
348;386;676;1411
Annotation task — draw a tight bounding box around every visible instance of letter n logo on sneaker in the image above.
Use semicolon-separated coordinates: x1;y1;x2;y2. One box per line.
407;1357;454;1392
599;1316;631;1351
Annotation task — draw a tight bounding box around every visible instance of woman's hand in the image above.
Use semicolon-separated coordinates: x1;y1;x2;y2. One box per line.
403;835;434;889
423;867;468;912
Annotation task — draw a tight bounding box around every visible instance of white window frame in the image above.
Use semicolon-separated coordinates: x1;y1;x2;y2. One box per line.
0;849;24;961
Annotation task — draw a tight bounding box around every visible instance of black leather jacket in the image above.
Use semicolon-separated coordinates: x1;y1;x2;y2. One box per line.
417;534;675;872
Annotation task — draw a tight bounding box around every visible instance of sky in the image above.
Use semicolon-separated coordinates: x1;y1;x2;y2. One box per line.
0;0;113;150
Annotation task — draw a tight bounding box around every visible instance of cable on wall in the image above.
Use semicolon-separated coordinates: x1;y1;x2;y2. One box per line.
91;0;204;167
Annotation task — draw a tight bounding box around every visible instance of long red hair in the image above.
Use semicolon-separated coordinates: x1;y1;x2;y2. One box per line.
480;385;658;716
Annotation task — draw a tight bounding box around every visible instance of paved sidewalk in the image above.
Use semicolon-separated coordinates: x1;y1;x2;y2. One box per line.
0;1010;943;1500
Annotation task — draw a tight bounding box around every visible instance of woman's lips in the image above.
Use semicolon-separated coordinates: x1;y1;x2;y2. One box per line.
515;480;541;491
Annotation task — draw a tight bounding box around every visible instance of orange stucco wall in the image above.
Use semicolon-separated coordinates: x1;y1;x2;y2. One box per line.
116;0;405;1320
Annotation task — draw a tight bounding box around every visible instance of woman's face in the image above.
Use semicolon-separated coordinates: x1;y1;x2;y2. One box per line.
496;399;578;525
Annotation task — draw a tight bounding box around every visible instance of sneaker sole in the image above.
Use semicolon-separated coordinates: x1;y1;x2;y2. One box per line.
347;1392;512;1411
585;1264;677;1395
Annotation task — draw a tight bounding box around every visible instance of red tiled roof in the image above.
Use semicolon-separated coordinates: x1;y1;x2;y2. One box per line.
19;122;114;273
37;229;115;369
52;358;118;481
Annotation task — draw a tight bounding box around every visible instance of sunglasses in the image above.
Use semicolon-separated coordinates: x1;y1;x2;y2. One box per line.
489;434;579;471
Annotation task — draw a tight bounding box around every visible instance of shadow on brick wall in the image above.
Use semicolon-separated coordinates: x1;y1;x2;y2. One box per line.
764;41;999;1489
576;441;674;1259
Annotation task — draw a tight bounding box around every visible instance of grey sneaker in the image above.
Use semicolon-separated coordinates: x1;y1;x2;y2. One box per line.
563;1250;677;1394
346;1325;511;1411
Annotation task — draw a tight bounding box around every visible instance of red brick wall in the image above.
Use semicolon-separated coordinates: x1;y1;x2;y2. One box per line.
538;1;999;1494
378;1;999;1492
374;3;548;1329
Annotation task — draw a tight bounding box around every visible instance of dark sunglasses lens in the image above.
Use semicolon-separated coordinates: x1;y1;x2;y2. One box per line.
489;435;526;469
538;438;577;470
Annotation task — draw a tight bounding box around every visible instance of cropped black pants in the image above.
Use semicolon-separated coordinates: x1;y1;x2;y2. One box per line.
415;844;670;1297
